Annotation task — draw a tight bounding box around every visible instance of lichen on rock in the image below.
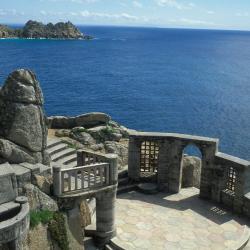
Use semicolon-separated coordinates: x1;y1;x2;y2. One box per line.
0;69;49;165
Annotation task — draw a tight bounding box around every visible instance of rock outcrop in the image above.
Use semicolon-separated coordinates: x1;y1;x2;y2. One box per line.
0;25;15;38
0;69;49;165
182;155;201;188
48;112;111;129
0;20;93;40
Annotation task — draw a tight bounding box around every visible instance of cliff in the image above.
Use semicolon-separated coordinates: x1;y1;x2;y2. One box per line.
0;24;15;38
0;20;93;40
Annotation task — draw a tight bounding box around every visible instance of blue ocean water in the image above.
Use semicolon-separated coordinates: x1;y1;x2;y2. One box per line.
0;26;249;159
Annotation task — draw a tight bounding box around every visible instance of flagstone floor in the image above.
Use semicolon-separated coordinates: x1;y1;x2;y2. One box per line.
112;187;249;250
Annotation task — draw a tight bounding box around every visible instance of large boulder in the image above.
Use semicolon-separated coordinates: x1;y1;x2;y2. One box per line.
104;141;128;169
48;112;111;129
23;183;58;211
70;128;96;145
0;69;48;165
182;155;201;188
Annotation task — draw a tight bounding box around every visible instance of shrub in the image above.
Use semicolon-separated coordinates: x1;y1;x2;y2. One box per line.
30;210;54;228
48;212;69;250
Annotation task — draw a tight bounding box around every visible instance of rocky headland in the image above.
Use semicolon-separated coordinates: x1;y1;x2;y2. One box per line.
0;20;92;40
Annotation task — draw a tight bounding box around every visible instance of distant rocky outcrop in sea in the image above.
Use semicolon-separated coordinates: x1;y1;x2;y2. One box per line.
0;20;93;40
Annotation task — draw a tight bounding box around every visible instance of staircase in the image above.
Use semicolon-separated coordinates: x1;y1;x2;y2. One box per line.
47;138;77;169
117;169;137;195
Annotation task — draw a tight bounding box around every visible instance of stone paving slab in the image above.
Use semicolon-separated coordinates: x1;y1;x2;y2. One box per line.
114;188;249;250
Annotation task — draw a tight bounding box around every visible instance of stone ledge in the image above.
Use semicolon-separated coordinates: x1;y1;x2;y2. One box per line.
57;184;117;200
215;152;250;167
129;131;219;144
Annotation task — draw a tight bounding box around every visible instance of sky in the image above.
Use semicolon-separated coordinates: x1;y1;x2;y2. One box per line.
1;0;250;30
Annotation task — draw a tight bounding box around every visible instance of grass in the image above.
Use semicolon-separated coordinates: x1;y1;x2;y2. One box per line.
30;210;69;250
30;210;54;228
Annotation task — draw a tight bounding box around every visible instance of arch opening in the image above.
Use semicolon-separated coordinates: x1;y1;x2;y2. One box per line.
181;144;202;189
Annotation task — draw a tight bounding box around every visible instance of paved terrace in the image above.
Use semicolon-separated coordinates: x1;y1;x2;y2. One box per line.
112;188;250;250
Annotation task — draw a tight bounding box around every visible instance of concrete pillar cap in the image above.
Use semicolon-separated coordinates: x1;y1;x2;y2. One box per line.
15;196;28;204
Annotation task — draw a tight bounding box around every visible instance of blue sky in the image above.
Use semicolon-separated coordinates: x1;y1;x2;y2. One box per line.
1;0;250;30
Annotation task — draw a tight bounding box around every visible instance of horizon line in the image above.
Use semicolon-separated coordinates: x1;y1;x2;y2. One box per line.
3;21;250;33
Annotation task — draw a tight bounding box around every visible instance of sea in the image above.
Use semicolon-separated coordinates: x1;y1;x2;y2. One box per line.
0;26;249;159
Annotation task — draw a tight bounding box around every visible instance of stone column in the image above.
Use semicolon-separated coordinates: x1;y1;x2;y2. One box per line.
128;137;141;181
200;144;216;200
95;188;116;247
157;140;170;191
166;140;183;193
53;165;62;196
106;154;118;185
233;169;244;213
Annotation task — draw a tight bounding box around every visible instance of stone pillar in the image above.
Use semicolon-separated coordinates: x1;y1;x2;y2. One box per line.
212;166;227;203
53;165;62;196
200;144;216;200
95;188;116;247
106;154;118;185
233;169;244;213
128;137;141;181
157;140;170;191
166;140;183;193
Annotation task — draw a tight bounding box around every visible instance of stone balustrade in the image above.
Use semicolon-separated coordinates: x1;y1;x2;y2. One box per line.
77;149;118;185
53;150;118;248
53;163;110;196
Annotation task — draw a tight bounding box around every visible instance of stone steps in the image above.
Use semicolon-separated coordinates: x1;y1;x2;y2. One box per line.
57;154;77;165
117;184;137;195
47;138;78;170
117;169;137;195
47;143;68;155
51;148;76;161
47;138;62;149
136;183;159;194
118;169;128;179
118;177;129;187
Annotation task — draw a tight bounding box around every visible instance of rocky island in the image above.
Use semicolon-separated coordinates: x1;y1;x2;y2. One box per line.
0;20;93;40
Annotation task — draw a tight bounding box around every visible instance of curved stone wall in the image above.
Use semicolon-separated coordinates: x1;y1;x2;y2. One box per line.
128;131;250;216
0;200;29;247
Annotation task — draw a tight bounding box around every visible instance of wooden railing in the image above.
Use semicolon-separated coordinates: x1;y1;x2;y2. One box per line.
53;162;110;196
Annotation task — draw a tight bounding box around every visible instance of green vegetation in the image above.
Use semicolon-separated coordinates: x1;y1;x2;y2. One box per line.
48;212;69;250
62;140;78;149
30;210;54;228
30;211;69;250
103;125;115;135
74;127;87;133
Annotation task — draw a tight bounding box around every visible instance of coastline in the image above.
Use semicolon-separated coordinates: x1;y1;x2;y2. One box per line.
0;37;92;40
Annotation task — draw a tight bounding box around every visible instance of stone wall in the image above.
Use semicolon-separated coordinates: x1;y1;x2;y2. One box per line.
128;131;250;216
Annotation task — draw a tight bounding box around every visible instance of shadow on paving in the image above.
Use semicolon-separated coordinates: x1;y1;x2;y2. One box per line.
118;188;249;226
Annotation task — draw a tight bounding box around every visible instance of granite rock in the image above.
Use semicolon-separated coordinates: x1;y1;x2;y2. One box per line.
48;112;111;129
182;155;201;188
0;69;48;164
23;183;58;211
